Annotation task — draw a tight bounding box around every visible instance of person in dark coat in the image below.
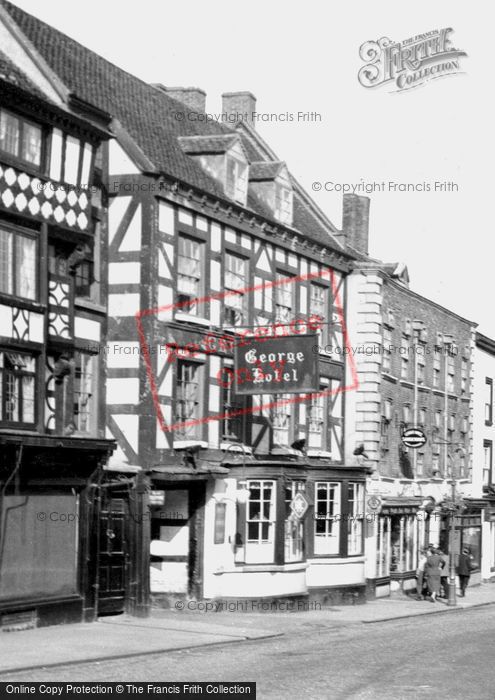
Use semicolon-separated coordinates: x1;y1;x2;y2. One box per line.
438;549;449;598
425;547;444;602
456;548;473;597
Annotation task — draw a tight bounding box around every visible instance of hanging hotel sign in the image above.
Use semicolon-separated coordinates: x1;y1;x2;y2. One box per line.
401;428;427;449
232;333;319;395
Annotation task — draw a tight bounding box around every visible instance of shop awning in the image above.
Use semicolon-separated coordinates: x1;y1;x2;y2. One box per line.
381;497;423;515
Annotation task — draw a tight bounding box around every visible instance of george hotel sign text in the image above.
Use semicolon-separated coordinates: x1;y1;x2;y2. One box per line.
358;28;467;92
232;334;319;395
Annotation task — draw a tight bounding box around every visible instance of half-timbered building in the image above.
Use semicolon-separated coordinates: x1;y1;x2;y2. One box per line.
0;4;120;626
1;1;371;610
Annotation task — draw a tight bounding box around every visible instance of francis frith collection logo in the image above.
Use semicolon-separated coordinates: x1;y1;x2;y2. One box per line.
358;28;467;91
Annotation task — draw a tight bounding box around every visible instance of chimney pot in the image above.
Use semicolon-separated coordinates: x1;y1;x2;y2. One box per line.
342;194;370;255
155;85;206;113
222;91;257;127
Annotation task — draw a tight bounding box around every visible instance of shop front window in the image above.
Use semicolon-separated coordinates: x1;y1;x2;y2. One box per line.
461;525;481;570
0;493;78;600
347;483;364;555
390;514;417;573
376;516;391;577
284;481;305;563
314;482;340;555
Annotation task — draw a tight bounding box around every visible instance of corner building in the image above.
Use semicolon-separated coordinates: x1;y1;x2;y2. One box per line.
343;194;480;597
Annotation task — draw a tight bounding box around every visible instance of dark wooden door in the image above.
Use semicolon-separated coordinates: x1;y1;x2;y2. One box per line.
97;495;128;615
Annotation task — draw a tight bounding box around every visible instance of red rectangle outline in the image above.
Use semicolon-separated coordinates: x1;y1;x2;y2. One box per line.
135;267;359;434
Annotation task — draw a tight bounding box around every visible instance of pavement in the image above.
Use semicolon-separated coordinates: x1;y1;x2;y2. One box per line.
1;582;494;675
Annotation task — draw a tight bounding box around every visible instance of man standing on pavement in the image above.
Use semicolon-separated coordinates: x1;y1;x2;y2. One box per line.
416;548;428;600
457;547;474;597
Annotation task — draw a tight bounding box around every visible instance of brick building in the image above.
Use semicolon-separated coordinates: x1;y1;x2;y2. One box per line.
474;333;495;580
343;194;480;597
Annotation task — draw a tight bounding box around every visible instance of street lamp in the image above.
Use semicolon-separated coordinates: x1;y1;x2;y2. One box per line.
432;443;466;607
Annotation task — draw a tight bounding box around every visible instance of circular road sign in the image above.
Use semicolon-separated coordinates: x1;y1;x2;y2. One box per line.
401;427;427;449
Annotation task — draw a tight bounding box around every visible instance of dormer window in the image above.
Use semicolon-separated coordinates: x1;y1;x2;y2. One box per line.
226;155;248;204
275;184;292;225
178;134;249;207
249;161;293;226
0;108;42;168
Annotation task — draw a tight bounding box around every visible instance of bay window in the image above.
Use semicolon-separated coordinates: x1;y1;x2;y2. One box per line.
0;108;42;167
0;226;37;301
347;482;364;555
285;481;304;562
0;351;36;425
245;480;276;563
314;482;341;555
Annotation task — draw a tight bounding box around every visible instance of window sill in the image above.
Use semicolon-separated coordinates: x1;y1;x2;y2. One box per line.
74;298;106;315
214;562;308;575
175;312;211;327
307;555;365;563
0;294;45;313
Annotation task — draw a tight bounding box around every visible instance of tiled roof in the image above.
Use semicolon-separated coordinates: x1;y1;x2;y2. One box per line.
0;48;47;100
1;0;346;253
249;161;284;181
178;134;238;155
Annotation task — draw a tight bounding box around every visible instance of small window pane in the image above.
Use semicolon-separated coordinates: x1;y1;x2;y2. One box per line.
0;229;13;295
15;235;37;300
0;111;19;156
22;122;42;166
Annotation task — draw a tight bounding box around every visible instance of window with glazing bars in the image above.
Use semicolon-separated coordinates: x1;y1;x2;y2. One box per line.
0;227;37;301
175;361;201;438
177;236;202;314
272;393;292;446
73;352;95;433
246;480;276;544
0;351;36;424
224;253;248;326
275;273;293;324
0;108;42;166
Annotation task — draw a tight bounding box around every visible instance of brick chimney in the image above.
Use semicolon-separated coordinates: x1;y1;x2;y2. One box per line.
342;194;370;255
222;91;257;127
155;85;206;113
